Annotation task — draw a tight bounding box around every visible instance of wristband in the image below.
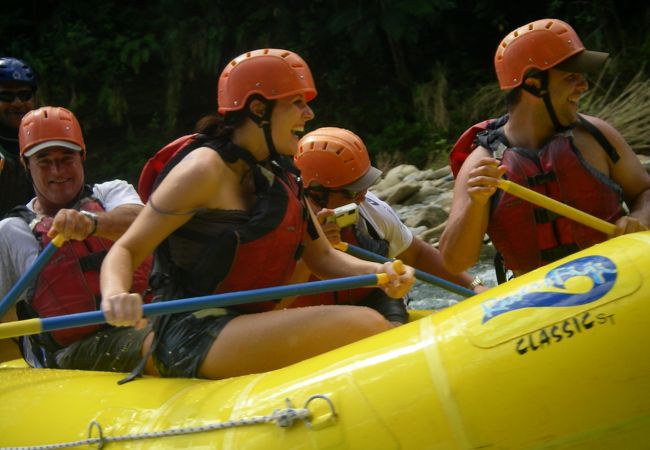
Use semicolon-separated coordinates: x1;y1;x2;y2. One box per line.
469;275;485;289
80;210;99;236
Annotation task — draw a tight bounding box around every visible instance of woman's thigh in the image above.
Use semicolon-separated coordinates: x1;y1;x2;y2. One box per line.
199;304;390;379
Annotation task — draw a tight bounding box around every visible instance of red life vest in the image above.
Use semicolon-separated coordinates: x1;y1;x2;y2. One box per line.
138;134;196;203
449;115;624;272
487;136;624;271
148;137;310;314
23;196;152;347
215;172;308;313
449;119;495;178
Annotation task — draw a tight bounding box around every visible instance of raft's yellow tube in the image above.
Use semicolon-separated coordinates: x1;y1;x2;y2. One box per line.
2;232;650;449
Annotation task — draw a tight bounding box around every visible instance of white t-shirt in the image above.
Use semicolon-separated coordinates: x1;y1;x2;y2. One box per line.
0;180;143;299
357;191;413;258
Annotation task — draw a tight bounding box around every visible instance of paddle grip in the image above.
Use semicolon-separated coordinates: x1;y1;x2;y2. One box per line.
375;259;405;285
52;234;66;247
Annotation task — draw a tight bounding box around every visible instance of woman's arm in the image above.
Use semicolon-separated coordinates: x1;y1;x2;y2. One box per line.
100;148;234;325
301;203;415;299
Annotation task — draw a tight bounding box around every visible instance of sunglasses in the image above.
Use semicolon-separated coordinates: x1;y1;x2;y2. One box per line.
0;90;34;103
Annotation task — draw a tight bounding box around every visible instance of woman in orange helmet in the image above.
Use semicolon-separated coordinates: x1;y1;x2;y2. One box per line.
99;49;415;380
441;19;650;282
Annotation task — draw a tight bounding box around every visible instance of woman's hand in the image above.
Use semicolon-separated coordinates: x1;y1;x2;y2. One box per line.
377;260;415;299
101;292;147;328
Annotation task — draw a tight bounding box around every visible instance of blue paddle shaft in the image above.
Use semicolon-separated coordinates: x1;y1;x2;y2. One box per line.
344;243;474;298
41;273;384;334
0;240;61;319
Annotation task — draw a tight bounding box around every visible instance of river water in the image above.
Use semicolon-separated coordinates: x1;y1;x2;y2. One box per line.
407;243;498;310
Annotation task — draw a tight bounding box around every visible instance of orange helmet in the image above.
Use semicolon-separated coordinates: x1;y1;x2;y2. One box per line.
218;48;317;115
494;18;608;90
295;127;382;190
19;106;86;162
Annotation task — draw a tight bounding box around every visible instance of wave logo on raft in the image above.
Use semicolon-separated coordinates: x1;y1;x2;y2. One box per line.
481;256;617;323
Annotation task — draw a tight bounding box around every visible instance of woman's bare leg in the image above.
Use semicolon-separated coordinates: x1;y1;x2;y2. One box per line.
198;305;391;379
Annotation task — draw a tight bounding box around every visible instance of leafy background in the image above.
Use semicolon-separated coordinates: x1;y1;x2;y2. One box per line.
3;0;648;185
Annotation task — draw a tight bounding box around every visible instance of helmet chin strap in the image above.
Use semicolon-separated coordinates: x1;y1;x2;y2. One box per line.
521;71;573;133
245;98;300;175
246;99;280;162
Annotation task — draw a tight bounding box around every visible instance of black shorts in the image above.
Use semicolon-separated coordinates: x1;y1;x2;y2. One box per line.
152;308;239;378
54;323;153;373
357;290;408;324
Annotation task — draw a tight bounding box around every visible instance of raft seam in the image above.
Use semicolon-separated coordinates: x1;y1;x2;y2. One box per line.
420;318;471;449
223;374;269;449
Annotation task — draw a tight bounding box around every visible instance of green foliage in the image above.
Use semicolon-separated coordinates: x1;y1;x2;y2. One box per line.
2;0;649;182
364;119;450;169
582;69;650;153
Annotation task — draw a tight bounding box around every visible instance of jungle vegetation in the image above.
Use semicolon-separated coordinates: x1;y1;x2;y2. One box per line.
3;0;649;184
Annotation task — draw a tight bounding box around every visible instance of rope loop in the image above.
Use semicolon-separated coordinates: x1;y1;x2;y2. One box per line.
302;394;338;429
87;421;105;450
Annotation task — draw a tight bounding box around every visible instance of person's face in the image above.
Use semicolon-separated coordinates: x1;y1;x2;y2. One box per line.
322;187;367;209
28;147;85;210
0;83;35;130
271;94;314;156
548;68;589;125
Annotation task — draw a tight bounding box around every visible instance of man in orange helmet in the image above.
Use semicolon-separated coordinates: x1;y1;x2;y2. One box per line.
292;127;486;324
0;106;154;373
440;18;650;282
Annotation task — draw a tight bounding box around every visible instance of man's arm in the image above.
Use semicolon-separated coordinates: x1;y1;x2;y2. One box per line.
0;218;39;362
362;192;487;293
48;180;144;242
0;218;39;306
624;190;650;234
592;117;650;234
397;237;487;293
47;204;142;242
439;149;506;274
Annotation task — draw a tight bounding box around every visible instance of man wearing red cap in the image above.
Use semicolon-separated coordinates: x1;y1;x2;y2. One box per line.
0;106;154;374
441;18;650;282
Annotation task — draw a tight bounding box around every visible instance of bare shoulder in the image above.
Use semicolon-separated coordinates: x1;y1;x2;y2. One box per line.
170;146;233;188
578;115;650;199
454;145;492;181
153;146;238;210
460;145;491;168
177;146;226;174
577;114;627;148
574;114;635;171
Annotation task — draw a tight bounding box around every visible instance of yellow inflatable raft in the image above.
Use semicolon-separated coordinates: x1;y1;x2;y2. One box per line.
2;232;650;449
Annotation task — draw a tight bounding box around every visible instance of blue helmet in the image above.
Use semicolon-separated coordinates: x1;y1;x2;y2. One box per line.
0;57;37;89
